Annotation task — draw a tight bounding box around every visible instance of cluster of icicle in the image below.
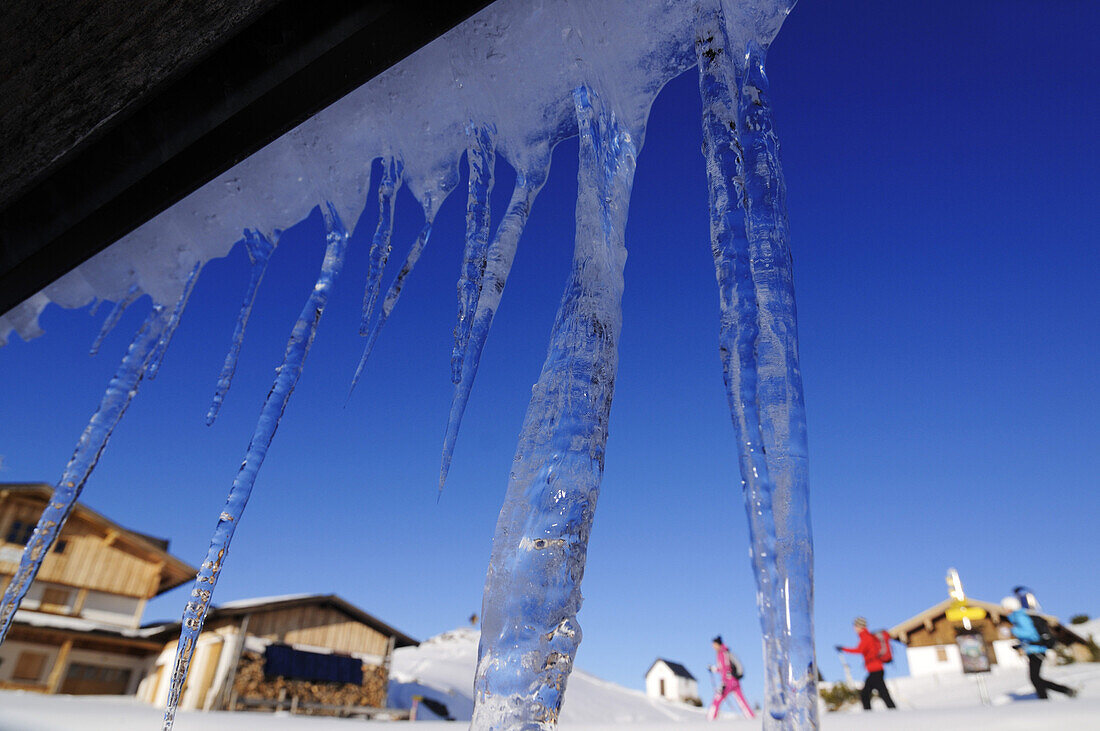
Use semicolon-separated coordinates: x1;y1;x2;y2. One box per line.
0;0;816;728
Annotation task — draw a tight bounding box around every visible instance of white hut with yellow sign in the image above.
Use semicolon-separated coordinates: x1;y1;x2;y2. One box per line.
888;570;1090;676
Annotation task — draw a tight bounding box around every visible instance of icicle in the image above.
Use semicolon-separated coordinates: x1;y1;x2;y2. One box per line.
438;161;549;492
161;203;349;731
696;9;790;723
697;7;816;725
739;38;816;727
206;230;277;425
89;284;141;356
0;304;169;643
348;218;433;399
471;86;635;728
450;122;496;384
359;157;403;334
145;261;203;380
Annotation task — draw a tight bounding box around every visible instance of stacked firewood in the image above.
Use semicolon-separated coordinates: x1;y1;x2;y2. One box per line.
231;652;388;714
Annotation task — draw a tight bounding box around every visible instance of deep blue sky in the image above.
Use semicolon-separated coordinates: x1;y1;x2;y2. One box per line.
2;0;1097;705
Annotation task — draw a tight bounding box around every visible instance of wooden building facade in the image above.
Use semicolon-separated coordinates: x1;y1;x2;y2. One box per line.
890;598;1090;677
0;483;195;695
139;594;418;718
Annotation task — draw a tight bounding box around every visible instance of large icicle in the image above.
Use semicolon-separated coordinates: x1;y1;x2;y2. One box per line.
0;304;170;642
206;229;277;425
359;157;402;334
471;86;634;729
88;284;142;356
451;123;496;384
145;261;202;379
739;38;816;727
161;204;349;731
697;9;789;722
438;160;549;491
697;5;816;726
348;218;433;398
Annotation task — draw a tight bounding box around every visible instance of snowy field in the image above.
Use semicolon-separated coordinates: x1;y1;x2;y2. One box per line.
2;628;1099;730
2;684;1098;731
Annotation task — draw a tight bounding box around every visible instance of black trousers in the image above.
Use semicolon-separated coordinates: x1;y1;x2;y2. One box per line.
1029;653;1072;699
861;670;896;710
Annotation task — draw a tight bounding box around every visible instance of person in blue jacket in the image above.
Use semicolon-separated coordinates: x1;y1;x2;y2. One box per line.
1001;596;1076;700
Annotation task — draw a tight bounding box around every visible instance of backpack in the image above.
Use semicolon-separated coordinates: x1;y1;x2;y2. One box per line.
875;630;894;663
725;649;744;679
1030;614;1057;649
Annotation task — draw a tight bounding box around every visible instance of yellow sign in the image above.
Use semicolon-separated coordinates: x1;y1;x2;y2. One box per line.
947;606;987;622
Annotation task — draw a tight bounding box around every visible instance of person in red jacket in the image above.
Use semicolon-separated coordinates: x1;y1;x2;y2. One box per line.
835;617;896;710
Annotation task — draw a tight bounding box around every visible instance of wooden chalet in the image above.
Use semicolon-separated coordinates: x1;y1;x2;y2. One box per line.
890;597;1090;677
0;483;195;695
140;593;418;718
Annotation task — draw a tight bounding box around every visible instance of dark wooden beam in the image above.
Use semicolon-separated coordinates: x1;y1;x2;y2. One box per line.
0;0;492;317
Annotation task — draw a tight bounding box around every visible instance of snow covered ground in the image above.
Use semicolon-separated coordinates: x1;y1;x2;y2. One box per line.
1;629;1098;730
387;628;708;725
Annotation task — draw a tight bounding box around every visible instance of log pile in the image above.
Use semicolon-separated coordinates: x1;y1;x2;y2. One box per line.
231;651;388;715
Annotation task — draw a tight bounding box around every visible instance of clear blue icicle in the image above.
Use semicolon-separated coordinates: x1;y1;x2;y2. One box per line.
161;204;349;731
739;38;816;728
0;304;169;643
348;218;433;399
360;157;402;334
438;162;548;492
145;261;202;380
450;122;496;384
697;8;817;726
89;284;141;356
471;86;635;728
206;230;277;425
697;10;789;723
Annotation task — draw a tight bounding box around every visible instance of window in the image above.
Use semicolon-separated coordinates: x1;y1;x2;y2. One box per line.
659;678;666;697
61;663;133;694
5;520;34;545
935;646;948;662
12;651;48;682
40;587;71;610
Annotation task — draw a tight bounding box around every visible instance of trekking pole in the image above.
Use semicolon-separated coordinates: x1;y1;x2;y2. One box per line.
837;651;854;686
706;667;718;719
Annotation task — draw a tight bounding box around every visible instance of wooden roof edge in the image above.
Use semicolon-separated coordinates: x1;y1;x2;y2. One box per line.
208;593;419;647
0;483;197;594
888;597;1086;641
888;598;956;637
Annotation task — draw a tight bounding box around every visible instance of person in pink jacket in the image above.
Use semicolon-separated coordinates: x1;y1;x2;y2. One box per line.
708;636;754;720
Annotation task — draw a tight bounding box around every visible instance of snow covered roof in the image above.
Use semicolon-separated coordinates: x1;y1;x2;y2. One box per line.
14;610;166;642
200;593;419;647
645;658;696;681
215;593;316;609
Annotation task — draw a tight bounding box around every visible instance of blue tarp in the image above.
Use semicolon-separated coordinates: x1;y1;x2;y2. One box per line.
263;644;363;685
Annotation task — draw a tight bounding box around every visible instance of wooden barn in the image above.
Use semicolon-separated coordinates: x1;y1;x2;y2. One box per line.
0;483;195;695
890;597;1091;676
139;594;418;718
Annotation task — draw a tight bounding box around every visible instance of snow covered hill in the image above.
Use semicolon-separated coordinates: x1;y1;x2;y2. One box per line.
2;629;1099;729
388;628;712;724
